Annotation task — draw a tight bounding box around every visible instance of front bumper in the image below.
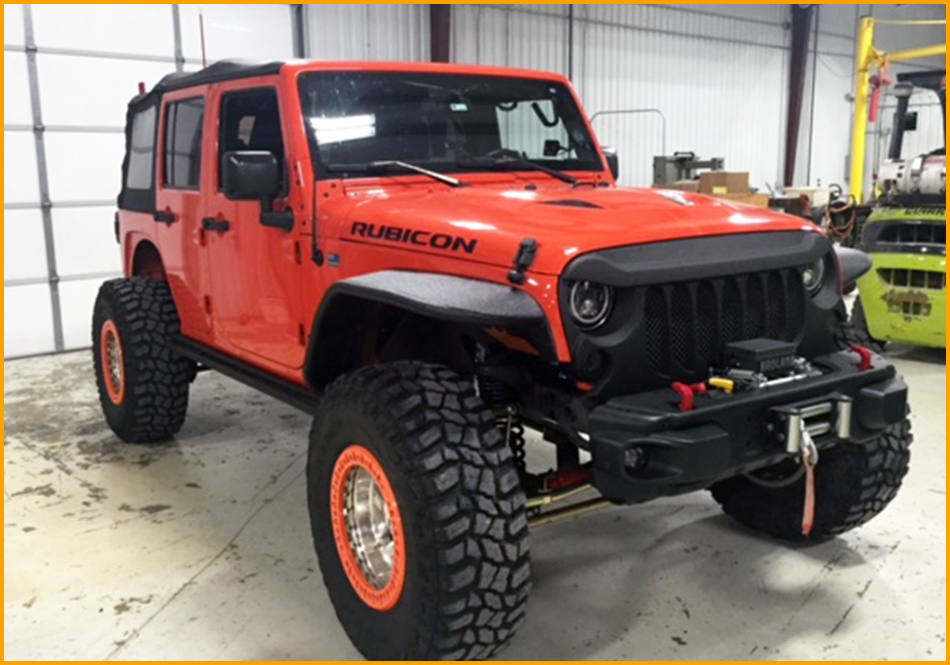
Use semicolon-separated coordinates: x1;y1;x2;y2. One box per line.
588;349;907;503
857;252;946;348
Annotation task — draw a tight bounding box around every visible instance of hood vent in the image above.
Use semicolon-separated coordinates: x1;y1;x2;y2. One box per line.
538;199;603;209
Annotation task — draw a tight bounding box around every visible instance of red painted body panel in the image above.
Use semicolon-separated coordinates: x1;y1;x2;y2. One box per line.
155;85;215;337
118;60;822;384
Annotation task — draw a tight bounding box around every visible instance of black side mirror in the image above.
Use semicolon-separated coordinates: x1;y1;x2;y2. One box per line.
221;150;280;200
602;146;619;181
221;150;293;232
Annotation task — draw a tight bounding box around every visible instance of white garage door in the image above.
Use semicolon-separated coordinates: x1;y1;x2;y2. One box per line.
4;3;293;359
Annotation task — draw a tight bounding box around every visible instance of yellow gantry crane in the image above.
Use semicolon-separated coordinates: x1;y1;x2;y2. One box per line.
849;17;946;204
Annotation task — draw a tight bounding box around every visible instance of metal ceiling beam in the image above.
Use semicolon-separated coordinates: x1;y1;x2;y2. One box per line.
430;4;451;62
783;4;814;186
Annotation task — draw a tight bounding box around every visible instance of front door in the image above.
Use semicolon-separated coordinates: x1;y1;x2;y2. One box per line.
204;83;306;371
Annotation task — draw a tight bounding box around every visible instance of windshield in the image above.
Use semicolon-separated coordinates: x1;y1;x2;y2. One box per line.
298;72;603;179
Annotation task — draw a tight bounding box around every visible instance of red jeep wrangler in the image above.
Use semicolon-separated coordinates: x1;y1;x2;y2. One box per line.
94;60;911;660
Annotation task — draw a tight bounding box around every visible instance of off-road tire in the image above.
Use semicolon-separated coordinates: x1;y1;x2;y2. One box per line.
710;319;911;541
308;362;530;660
710;419;911;541
92;277;194;443
850;296;885;352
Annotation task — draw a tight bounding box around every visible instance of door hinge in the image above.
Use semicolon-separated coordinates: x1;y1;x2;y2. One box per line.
294;241;302;265
204;295;213;314
298;323;307;346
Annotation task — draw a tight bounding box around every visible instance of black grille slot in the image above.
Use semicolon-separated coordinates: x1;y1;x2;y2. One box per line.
638;268;805;381
696;281;718;362
721;278;742;344
766;271;786;338
670;284;693;371
745;274;766;338
644;287;668;375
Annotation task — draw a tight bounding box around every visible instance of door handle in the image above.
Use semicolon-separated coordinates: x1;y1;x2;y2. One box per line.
201;217;230;233
154;210;177;224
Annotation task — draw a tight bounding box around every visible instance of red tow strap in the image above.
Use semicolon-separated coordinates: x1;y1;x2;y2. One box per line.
801;443;817;537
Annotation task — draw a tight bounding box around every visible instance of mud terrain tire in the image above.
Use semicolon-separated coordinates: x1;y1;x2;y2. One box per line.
711;320;911;541
710;420;911;541
92;278;194;443
308;362;530;660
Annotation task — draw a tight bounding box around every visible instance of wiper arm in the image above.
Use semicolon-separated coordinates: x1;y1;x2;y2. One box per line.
368;160;463;187
325;160;463;187
459;154;577;186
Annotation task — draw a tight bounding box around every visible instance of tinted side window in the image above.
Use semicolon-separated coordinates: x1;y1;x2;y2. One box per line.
164;98;204;189
125;105;156;189
219;89;285;187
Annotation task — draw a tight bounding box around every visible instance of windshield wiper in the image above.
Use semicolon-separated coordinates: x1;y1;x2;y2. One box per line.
326;160;463;187
458;152;577;186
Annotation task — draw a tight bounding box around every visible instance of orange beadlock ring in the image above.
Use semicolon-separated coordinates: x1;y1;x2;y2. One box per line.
100;319;125;405
329;445;406;611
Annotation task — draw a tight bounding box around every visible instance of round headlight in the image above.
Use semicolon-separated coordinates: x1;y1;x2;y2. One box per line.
570;281;613;329
802;258;826;294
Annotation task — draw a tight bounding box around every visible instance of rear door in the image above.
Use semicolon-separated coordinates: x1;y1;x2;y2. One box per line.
154;88;213;335
203;81;306;370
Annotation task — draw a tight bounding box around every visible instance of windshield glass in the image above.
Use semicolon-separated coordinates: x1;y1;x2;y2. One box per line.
298;71;603;178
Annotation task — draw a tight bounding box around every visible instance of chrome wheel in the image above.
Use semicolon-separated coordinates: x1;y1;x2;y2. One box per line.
99;319;125;405
343;466;396;589
105;332;122;392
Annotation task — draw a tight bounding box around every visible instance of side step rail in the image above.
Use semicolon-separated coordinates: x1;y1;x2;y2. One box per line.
169;335;320;414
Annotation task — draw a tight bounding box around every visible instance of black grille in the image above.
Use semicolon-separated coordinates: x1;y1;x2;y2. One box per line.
641;268;806;381
878;267;946;290
878;222;945;247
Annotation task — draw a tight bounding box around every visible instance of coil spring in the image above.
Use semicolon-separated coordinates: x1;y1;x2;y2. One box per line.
501;410;527;478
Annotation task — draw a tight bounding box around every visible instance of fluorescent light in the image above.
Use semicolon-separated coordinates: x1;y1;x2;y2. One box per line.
310;114;376;144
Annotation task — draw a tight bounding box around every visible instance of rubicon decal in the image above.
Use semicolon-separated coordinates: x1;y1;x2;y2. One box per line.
350;222;478;254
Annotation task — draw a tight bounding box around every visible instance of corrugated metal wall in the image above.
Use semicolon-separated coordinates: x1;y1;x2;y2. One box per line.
4;3;295;359
799;4;946;192
575;5;790;189
305;4;429;61
451;4;791;190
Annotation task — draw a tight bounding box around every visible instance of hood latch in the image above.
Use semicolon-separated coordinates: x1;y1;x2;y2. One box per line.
508;238;538;285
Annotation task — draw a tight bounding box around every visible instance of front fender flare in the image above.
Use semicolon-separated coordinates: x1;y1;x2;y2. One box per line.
304;270;552;389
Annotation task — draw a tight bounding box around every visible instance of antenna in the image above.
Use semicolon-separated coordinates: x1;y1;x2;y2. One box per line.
199;10;207;68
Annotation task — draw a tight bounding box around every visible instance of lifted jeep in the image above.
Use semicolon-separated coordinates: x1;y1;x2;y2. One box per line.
95;60;911;661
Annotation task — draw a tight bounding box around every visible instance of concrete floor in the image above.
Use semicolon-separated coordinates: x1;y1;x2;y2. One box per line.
3;346;946;661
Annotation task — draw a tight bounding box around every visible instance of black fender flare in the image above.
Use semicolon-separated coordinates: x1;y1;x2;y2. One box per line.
835;246;873;286
303;270;554;390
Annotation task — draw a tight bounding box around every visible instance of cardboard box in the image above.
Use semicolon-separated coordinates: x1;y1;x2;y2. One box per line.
699;171;749;195
713;192;771;208
652;180;699;192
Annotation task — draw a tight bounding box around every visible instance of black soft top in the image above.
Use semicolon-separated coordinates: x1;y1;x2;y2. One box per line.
119;60;282;213
129;59;284;110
